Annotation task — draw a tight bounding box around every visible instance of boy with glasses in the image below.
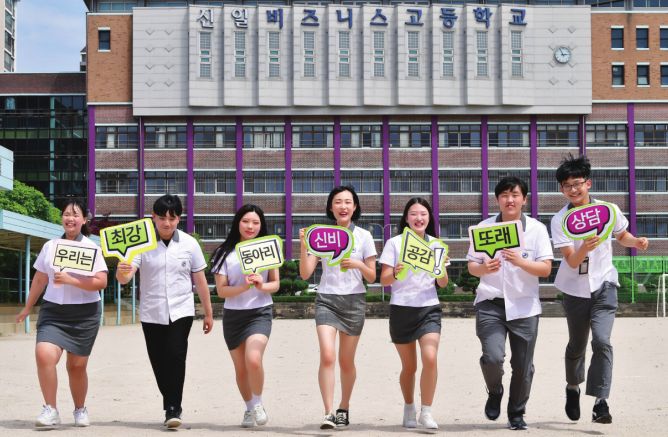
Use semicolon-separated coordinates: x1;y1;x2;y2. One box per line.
550;155;648;424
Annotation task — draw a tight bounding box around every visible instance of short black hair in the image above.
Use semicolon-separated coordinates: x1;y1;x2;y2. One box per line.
326;186;361;221
556;153;591;183
398;197;436;237
61;199;91;237
153;194;183;217
494;176;528;198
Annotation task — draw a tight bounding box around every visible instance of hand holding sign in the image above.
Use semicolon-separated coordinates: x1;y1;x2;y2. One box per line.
305;225;354;271
469;221;524;259
396;228;449;280
100;218;158;263
235;235;284;276
562;203;616;243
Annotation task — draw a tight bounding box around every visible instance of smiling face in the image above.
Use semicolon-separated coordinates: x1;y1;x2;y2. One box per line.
496;185;527;221
406;203;430;236
152;211;180;240
61;204;86;239
560;177;592;207
330;190;357;226
239;211;261;241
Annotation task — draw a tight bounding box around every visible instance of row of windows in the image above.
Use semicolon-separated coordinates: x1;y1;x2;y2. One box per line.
611;64;668;87
611;26;668;50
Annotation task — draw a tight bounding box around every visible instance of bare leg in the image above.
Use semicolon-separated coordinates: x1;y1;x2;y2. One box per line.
316;325;338;414
418;333;440;406
65;353;90;409
35;342;63;407
338;332;361;410
244;334;269;396
230;342;252;403
394;342;418;404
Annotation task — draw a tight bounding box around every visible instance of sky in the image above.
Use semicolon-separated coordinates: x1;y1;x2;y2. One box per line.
15;0;88;73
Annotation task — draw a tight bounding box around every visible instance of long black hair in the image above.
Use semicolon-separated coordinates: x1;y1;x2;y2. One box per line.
61;199;91;237
210;204;268;272
398;197;436;237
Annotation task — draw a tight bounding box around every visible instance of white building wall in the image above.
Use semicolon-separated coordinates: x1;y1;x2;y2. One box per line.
397;5;431;106
362;5;397;106
258;6;292;106
432;6;466;106
292;6;327;106
222;5;257;106
188;7;223;107
327;6;363;106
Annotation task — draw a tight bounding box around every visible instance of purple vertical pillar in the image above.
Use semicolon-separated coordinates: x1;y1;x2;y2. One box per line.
431;115;440;236
186;117;194;233
236;117;244;210
333;116;341;186
627;103;637;256
382;116;391;242
530;115;538;218
579;114;587;156
138;117;145;218
481;116;489;219
87;105;96;216
285;117;293;259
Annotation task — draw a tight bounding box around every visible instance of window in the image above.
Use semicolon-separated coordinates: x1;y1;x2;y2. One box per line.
637;64;650;86
635;124;668;147
390;170;431;193
488;170;530;192
338;31;350;78
537;124;578;148
293;171;333;193
193;125;235;148
662;65;668;86
97;0;139;11
488;125;529;147
265;216;286;239
373;31;385;78
95;126;138;149
243;125;284;149
389;125;431;148
268;31;280;78
194;171;236;194
442;31;454;77
303;31;316;78
661;28;668;49
438;124;481;148
440;215;480;239
537;170;560;193
5;30;14;55
354;215;384;240
511;31;523;77
476;31;488;77
586;124;627;147
636;169;668;191
439;170;481;193
292;216;328;239
5;11;14;35
199;32;211;78
244;171;284;193
98;29;111;51
194;216;233;241
636;215;668;239
591;169;628;192
407;31;420;78
96;172;138;194
636;27;649;49
611;27;623;49
4;51;12;72
340;125;381;148
292;125;333;148
144;171;187;194
144;126;186;148
234;31;246;78
612;64;624;86
340;170;383;193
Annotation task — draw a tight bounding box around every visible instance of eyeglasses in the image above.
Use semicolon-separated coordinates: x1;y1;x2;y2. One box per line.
561;180;588;191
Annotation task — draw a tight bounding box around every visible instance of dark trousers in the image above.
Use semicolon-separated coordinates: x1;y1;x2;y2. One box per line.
475;299;539;417
141;316;193;411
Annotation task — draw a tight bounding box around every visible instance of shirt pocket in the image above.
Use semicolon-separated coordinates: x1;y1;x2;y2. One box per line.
171;254;192;273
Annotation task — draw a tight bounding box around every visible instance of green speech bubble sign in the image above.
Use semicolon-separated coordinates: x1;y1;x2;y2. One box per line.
50;240;99;276
396;228;449;281
100;218;158;263
469;221;523;259
235;235;284;275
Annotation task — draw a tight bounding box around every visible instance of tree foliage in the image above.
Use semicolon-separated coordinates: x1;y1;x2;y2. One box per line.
0;180;61;224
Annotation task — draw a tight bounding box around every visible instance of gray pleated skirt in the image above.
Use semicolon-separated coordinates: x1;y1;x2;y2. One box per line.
36;300;101;356
222;305;273;350
315;292;366;336
389;304;442;344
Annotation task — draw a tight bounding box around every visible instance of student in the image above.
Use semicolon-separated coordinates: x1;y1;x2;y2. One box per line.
116;194;213;429
378;197;449;430
16;199;108;429
210;204;280;428
299;186;377;429
550;155;648;424
467;177;553;431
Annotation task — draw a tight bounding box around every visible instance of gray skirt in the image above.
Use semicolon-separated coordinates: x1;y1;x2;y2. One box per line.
36;300;101;356
222;305;273;350
389;304;442;344
315;292;366;336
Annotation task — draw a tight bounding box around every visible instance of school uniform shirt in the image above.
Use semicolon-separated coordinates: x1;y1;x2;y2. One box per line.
316;225;377;295
132;229;207;325
550;200;628;298
467;214;554;321
211;251;272;310
34;234;107;305
379;234;449;307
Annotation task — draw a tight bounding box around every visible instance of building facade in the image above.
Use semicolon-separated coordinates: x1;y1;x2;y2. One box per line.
2;0;18;72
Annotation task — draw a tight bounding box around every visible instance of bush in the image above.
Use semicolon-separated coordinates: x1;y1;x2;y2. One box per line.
457;270;480;293
618;274;637;293
437;281;456;295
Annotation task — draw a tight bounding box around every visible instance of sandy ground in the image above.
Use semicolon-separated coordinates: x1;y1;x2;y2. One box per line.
1;317;667;436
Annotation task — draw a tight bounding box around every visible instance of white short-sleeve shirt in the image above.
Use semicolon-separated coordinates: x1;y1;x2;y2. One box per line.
467;214;554;321
132;230;207;325
315;225;377;295
34;235;107;305
211;250;273;310
379;233;448;307
550;200;628;298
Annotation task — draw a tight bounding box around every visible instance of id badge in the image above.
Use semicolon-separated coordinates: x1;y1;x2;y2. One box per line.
579;257;589;275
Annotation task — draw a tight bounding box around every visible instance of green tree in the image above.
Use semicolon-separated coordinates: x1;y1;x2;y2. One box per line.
457;269;480;293
0;180;61;224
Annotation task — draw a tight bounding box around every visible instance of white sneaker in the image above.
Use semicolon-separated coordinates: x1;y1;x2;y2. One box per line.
241;410;255;428
35;405;61;428
419;411;439;430
73;407;90;427
403;407;417;428
253;404;268;426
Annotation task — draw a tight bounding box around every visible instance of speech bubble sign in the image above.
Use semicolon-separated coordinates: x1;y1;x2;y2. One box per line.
100;218;158;263
50;239;99;276
396;228;449;280
562;203;616;243
469;220;524;259
235;235;284;275
305;224;354;268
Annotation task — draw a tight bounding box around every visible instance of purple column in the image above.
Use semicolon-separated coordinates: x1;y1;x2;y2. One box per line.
87;105;96;216
579;114;587;156
186;117;194;233
285;117;293;259
333;116;341;186
236;117;244;210
530;115;538;218
138;117;145;218
382;116;391;242
431;115;440;237
481;116;489;219
627;103;637;256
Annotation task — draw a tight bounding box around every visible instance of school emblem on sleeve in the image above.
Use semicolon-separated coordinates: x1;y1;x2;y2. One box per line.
562;202;616;243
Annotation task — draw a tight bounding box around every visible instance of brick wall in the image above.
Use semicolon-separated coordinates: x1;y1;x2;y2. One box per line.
87;15;133;103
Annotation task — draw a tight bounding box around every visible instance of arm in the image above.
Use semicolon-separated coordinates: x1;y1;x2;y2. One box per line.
54;271;108;291
249;268;280;294
193;270;213;334
116;261;137;285
340;255;377;283
436;268;449;288
214;273;251;298
380;263;400;287
15;271;49;323
299;228;318;280
501;249;552;277
615;230;649;251
468;258;501;278
559;237;598;269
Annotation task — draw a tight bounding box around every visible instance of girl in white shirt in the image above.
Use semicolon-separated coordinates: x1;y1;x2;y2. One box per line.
379;197;449;430
211;204;280;428
299;186;377;429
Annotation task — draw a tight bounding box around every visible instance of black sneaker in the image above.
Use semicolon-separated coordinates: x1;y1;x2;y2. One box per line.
508;415;528;430
164;406;182;429
565;387;581;421
484;386;503;421
592;400;612;424
320;413;336;430
335;409;349;427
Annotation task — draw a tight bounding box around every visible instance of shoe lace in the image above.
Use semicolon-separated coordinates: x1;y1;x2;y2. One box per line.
336;411;347;422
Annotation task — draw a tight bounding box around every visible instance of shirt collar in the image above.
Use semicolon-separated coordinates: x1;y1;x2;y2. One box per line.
567;196;595;210
156;227;180;243
61;233;84;242
495;213;527;231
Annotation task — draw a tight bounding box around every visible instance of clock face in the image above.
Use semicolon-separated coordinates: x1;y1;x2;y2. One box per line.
554;46;571;64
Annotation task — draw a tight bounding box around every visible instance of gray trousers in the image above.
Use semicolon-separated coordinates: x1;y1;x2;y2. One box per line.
562;281;617;399
475;299;539;416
